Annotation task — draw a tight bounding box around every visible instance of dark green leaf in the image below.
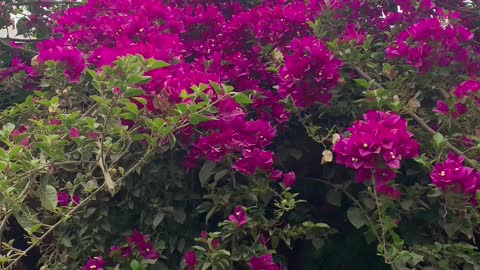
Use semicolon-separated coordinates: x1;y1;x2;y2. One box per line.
190;115;214;125
326;189;342;207
199;161;216;186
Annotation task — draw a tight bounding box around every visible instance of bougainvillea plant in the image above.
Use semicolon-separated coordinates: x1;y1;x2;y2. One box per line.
1;0;480;269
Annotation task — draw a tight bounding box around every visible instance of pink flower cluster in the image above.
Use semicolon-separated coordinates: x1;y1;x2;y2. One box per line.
279;36;343;108
434;79;480;118
37;40;86;83
83;256;105;270
30;0;351;183
386;15;474;73
248;254;283;270
83;230;160;269
56;192;80;207
333;111;420;199
123;230;160;260
184;251;198;270
430;152;480;201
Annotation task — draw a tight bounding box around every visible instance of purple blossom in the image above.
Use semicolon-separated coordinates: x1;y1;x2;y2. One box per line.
184;251;198;270
433;100;449;115
37;40;86;83
57;192;80;207
83;256;105;270
248;254;283;270
279;36;342;108
283;171;296;187
228;206;248;228
333;111;419;199
126;230;160;260
430;153;480;198
69;128;81;139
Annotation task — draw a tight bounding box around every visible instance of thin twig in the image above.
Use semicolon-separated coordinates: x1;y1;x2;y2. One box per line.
6;37;49;43
0;38;37;54
4;148;152;269
303;177;382;243
98;94;120;194
371;173;390;264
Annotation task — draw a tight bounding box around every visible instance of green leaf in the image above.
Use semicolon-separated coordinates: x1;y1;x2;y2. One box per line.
130;259;140;270
433;133;446;148
201;263;212;270
40;185;58;211
428;187;443;198
173;208;186;224
210;81;222;95
347;207;365;229
15;213;37;233
125;102;140;114
199;161;216;186
326;189;342;207
354;78;370;89
153;212;165;228
233;93;253;105
86;69;99;80
147;59;170;69
128;75;152;85
190;115;214;125
214;170;228;181
125;88;146;97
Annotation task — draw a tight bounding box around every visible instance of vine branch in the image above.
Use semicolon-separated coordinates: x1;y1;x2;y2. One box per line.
303;177;382;244
0;38;38;54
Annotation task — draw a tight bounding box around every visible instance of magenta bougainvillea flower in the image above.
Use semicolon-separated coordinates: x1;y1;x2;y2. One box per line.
433;100;449;115
282;171;296;187
228;206;248;228
37;40;86;83
82;256;105;270
333;111;419;198
57;192;80;207
279;36;343;108
184;251;198;270
430;152;480;198
11;125;31;147
69;127;81;139
248;254;283;270
126;230;160;260
386;15;474;73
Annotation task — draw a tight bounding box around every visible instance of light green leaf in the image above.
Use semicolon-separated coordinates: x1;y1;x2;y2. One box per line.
125;88;146;97
233;93;253;105
354;78;370;89
190;115;214;125
347;207;366;229
128;75;152;85
147;59;170;69
40;185;58;211
433;133;446;148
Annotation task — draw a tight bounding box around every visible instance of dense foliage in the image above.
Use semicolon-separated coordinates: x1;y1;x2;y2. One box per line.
1;0;480;269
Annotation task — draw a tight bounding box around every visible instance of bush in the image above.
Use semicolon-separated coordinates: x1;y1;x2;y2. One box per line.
0;0;480;269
